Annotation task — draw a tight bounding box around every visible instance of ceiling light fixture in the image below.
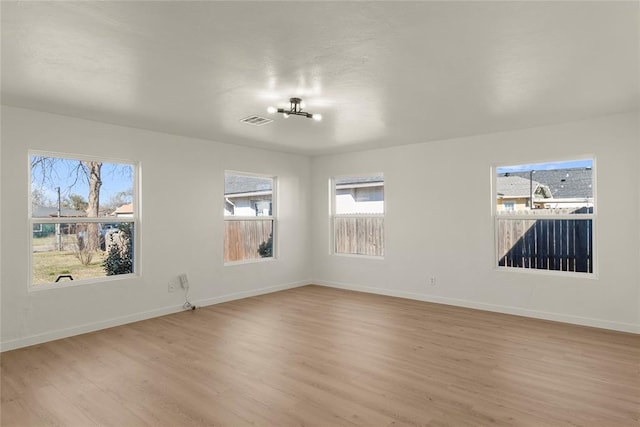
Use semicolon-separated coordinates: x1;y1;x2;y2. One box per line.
267;97;322;121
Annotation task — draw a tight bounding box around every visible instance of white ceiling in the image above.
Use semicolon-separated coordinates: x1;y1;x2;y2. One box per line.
2;1;638;156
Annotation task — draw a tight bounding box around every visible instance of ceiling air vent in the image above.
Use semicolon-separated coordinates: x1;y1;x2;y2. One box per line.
240;115;273;126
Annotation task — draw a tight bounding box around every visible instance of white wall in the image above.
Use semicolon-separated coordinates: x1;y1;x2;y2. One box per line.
1;106;311;350
311;112;640;333
2;108;638;351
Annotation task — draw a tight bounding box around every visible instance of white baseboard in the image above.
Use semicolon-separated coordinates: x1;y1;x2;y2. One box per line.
0;305;186;352
313;280;640;334
194;280;308;308
3;279;635;352
0;280;309;352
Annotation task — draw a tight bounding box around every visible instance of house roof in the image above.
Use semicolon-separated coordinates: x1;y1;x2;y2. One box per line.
225;175;272;196
335;175;384;186
32;206;87;218
501;168;592;199
496;176;551;198
113;203;133;214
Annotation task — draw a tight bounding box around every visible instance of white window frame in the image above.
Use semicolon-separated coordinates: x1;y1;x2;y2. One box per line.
493;158;597;278
331;173;385;259
28;151;141;290
224;171;277;266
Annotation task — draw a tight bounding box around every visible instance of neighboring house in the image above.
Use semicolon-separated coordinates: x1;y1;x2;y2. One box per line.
335;175;384;214
224;175;273;216
496;175;552;211
113;203;134;217
32;206;87;235
501;168;593;210
32;206;88;218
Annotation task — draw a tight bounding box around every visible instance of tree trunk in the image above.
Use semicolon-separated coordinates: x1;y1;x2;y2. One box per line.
84;161;102;252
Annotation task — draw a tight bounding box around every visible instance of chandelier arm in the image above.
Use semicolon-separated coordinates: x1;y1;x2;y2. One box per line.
268;97;320;120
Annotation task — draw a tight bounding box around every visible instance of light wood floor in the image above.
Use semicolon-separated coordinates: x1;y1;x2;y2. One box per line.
1;285;639;426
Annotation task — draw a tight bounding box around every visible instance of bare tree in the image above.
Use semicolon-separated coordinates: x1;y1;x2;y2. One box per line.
31;187;53;209
84;161;102;252
31;157;103;256
64;194;89;211
103;189;133;213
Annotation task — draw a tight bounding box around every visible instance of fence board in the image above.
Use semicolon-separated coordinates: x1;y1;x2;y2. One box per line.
335;217;384;256
224;220;273;263
498;218;592;273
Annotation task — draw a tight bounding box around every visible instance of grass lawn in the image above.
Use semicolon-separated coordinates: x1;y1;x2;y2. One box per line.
32;250;107;285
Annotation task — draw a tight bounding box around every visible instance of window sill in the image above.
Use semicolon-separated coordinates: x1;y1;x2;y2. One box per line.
29;273;140;292
224;257;276;267
495;266;597;280
333;253;384;260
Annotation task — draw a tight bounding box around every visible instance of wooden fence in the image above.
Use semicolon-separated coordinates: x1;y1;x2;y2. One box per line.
335;217;384;256
224;220;272;263
497;211;592;273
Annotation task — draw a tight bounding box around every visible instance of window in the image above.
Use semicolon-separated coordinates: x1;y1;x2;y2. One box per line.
224;172;275;263
30;153;138;287
495;159;594;274
333;174;384;257
503;202;515;212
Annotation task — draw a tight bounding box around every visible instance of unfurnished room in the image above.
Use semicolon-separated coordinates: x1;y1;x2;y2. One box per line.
1;1;639;426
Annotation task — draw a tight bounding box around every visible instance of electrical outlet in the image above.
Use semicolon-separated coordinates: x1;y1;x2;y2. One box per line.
429;277;436;286
168;281;178;292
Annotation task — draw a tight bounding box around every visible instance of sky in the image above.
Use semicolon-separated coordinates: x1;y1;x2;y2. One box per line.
30;156;133;207
496;159;593;174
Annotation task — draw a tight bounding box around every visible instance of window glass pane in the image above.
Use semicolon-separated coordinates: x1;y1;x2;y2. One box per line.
335;175;384;215
497;218;592;273
223;172;276;264
334;174;384;257
496;160;593;215
495;159;594;274
224;219;273;262
334;217;384;256
30;155;134;219
32;222;134;285
224;174;273;217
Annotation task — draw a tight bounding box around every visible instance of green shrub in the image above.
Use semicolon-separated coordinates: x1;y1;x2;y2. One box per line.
258;232;273;258
103;223;133;276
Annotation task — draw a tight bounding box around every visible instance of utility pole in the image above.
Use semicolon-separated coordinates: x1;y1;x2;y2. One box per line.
529;170;534;210
56;187;61;251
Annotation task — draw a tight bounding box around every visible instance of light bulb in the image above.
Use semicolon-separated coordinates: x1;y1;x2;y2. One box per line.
283;113;290;118
312;114;322;121
267;106;276;114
